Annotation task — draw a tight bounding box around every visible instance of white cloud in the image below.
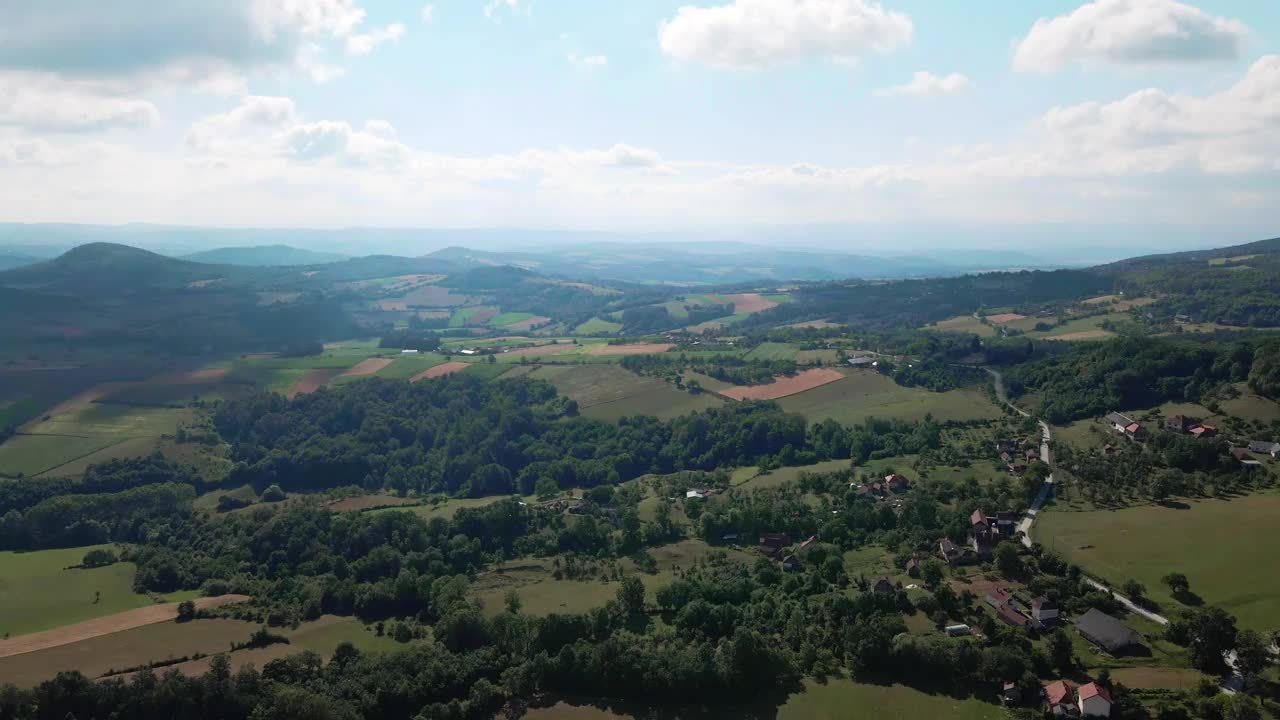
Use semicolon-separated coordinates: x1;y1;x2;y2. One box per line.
659;0;912;69
5;59;1280;232
0;0;401;98
1014;0;1250;73
567;52;609;70
346;23;406;56
484;0;530;22
0;71;159;131
876;71;974;97
421;4;435;23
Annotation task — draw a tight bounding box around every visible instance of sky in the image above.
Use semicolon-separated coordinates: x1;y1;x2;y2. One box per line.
0;0;1278;253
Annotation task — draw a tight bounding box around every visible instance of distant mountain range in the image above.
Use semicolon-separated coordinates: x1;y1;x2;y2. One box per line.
184;245;348;267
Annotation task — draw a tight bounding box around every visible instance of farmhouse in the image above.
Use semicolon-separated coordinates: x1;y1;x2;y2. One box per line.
781;554;802;572
1076;608;1143;654
1031;596;1060;624
1106;412;1133;434
1166;414;1196;433
1044;680;1075;717
1008;460;1027;474
1232;447;1263;469
759;533;792;556
996;604;1029;627
885;473;911;493
1190;424;1217;439
847;356;875;367
1247;440;1280;456
872;576;896;593
1077;682;1113;717
905;558;921;578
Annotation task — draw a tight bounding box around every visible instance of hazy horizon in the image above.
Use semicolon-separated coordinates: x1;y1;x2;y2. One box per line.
1;0;1278;251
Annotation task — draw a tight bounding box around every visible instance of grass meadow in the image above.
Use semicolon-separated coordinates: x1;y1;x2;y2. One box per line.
528;364;722;421
775;370;1000;425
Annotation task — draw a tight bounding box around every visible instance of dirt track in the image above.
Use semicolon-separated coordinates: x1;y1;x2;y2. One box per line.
411;362;469;382
0;595;250;659
720;368;844;401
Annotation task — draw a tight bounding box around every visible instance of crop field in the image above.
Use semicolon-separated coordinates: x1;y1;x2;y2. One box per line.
288;368;344;397
795;349;839;364
463;362;514;381
506;315;551;331
449;305;499;327
0;545;175;638
411;361;470;381
744;342;798;361
0;434;125;477
338;357;394;377
586;343;675;356
775;370;1001;424
1037;493;1280;630
1030;313;1128;340
985;313;1027;325
0;618;262;688
720;368;844;401
488;311;534;327
375;353;447;379
573;317;622;334
730;459;852;491
924;315;995;337
373;495;523;521
529;364;722;421
725;293;779;313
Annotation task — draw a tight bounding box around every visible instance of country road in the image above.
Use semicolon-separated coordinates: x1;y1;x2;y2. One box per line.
982;367;1056;546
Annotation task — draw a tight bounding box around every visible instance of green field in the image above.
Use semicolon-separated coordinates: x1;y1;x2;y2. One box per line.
0;434;125;477
0;545;193;638
776;371;1001;425
449;305;499;327
528;364;722;421
375;354;448;379
1029;312;1128;340
488;312;534;327
1037;493;1280;630
524;679;1003;720
744;342;799;361
731;459;851;490
796;349;839;364
573;317;623;335
924;315;995;337
463;362;514;381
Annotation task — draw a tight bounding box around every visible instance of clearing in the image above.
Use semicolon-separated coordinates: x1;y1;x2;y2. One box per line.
529;365;721;421
0;595;246;658
412;361;471;381
720;368;844;401
925;315;995;337
775;370;1001;424
0;545;195;638
1037;493;1280;630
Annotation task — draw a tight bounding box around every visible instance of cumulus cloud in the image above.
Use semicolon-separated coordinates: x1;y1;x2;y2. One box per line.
484;0;530;22
0;71;159;131
421;4;435;23
364;119;398;137
0;0;401;94
659;0;912;68
876;71;974;97
346;23;406;56
1014;0;1250;73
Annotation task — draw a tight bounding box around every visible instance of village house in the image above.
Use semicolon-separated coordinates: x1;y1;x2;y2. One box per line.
997;604;1029;627
1076;608;1143;654
1232;447;1263;469
1190;424;1217;439
939;538;966;565
905;558;922;578
1105;412;1147;441
872;576;896;593
1002;682;1022;706
1008;460;1027;474
1031;596;1060;625
781;554;802;572
1078;682;1113;717
1247;440;1280;456
1025;447;1040;462
1044;680;1076;717
885;473;911;493
759;533;792;557
799;535;818;551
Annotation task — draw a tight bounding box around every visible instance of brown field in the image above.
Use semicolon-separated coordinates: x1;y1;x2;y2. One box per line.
339;358;394;377
985;313;1027;325
186;279;224;289
467;307;499;325
288;368;343;397
587;343;675;357
726;293;779;313
416;310;451;320
0;595;249;659
328;494;420;512
507;315;552;331
411;361;470;381
720;368;844;401
1045;330;1115;341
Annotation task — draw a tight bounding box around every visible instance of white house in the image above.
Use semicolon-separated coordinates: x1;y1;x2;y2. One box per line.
1078;682;1112;717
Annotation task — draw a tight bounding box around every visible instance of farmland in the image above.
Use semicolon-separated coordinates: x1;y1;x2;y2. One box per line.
1036;492;1280;630
924;314;995;337
0;545;190;638
528;364;721;421
720;368;846;401
573;317;622;335
744;341;799;361
775;370;1001;424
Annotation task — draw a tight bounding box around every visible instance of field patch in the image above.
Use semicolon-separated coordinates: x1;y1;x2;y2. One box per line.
1037;493;1280;630
506;315;552;331
327;494;420;512
726;293;778;314
530;364;721;421
338;357;394;377
720;368;844;401
984;313;1026;325
586;343;674;357
744;342;798;361
0;434;125;477
374;354;447;380
775;370;1001;424
926;315;995;337
795;349;839;364
411;361;470;381
288;368;344;397
574;317;623;335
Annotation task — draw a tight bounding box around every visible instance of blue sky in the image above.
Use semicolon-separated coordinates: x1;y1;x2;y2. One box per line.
0;0;1278;253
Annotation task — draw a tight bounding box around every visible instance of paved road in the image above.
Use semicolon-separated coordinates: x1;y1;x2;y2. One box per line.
983;367;1056;547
